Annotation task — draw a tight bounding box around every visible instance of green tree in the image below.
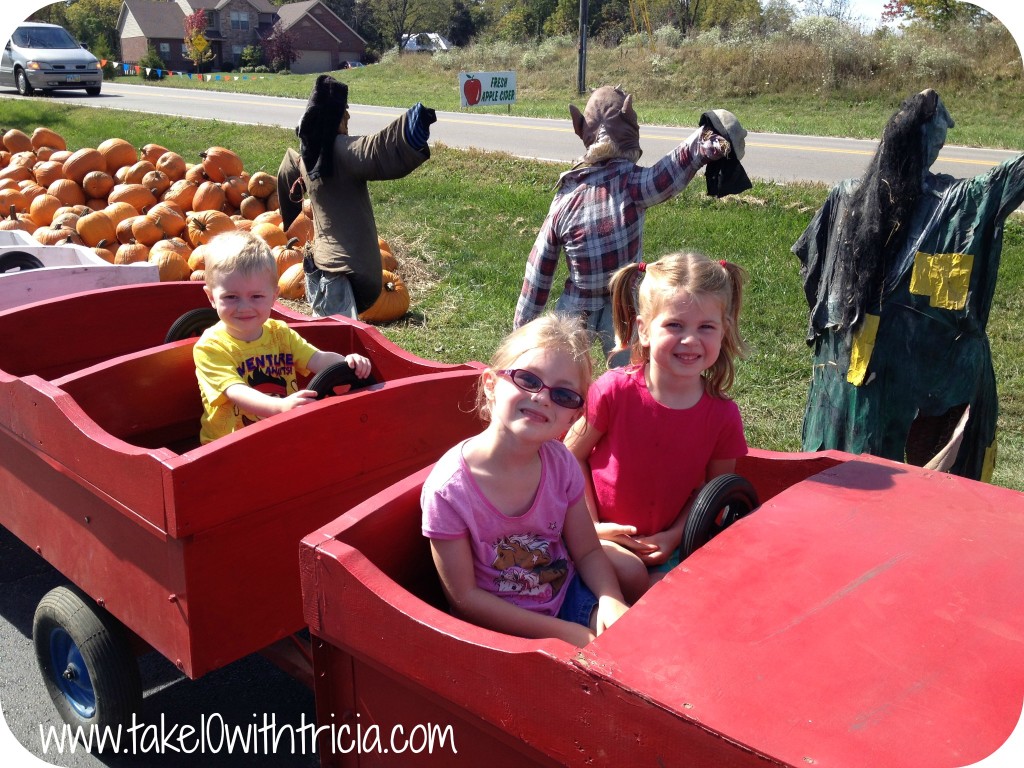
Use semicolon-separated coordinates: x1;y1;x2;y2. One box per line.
65;0;122;55
697;0;762;30
183;9;215;73
881;0;988;27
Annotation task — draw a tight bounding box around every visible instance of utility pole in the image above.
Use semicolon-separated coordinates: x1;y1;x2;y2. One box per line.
577;0;588;95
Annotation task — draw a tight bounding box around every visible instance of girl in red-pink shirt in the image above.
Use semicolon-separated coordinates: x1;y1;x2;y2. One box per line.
565;253;749;603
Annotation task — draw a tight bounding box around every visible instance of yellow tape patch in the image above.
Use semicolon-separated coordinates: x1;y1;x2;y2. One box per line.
981;440;997;484
847;313;880;386
909;252;974;310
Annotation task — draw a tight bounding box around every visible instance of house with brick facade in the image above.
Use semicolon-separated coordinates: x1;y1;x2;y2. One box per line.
116;0;365;74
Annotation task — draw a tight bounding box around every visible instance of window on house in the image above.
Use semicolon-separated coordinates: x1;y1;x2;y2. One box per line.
159;43;170;54
181;43;188;56
230;11;249;31
232;45;243;64
206;12;219;30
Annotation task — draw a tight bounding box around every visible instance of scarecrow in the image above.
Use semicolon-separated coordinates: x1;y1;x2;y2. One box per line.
793;89;1024;481
513;85;750;362
278;74;436;318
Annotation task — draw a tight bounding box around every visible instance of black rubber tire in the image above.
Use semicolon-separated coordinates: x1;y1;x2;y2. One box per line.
163;307;220;343
307;362;379;399
681;474;760;559
15;67;34;96
0;251;45;273
33;585;142;730
85;86;101;96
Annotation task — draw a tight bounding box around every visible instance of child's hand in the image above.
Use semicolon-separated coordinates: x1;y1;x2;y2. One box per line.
345;354;372;379
633;530;682;566
277;389;318;413
594;595;629;636
595;522;658;554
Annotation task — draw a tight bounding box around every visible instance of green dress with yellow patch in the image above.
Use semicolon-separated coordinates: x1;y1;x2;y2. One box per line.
793;154;1024;481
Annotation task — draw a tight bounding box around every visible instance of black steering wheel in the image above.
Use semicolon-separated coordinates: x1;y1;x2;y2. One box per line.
164;308;220;343
680;474;760;559
0;251;45;273
306;362;379;400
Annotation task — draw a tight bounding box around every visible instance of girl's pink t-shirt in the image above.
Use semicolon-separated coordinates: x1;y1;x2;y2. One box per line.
585;366;747;536
422;439;585;617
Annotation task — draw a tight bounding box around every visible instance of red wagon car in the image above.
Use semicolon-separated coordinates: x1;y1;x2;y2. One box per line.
0;281;484;730
300;449;1024;767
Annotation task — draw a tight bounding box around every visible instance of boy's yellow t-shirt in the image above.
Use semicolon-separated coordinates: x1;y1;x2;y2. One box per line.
194;319;320;444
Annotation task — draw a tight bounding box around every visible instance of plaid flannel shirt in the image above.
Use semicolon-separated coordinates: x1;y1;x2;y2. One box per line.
514;127;722;328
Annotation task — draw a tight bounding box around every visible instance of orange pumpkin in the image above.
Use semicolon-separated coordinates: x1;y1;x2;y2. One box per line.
148;201;186;238
272;238;304;276
221;175;247;208
2;129;33;154
32;160;64;187
107;183;157;213
238;195;266;220
62;148;106;185
192;180;226;212
150;237;192;262
186;210;235;246
359;270;410;324
253;209;283;227
285;213;313;246
277;262;306;299
124;160;157;185
75;210;117;248
247;171;275;199
379;238;398;271
0;188;29;214
155;151;187;181
31;127;67;152
32;225;75;246
97;138;138;175
200;146;244;183
47;179;86;207
103;200;140;228
251;221;287;248
29;193;61;226
131;214;165;246
114;239;150;264
150;248;192;282
140;143;170;164
82;170;115;200
162;179;199;211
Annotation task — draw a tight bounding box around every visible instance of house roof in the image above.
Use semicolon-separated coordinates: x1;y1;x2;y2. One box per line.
178;0;278;15
121;0;187;38
277;0;366;45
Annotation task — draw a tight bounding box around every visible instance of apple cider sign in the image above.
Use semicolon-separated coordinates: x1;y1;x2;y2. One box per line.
459;71;517;108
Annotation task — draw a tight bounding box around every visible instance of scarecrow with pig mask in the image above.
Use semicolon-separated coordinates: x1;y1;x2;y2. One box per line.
513;85;750;363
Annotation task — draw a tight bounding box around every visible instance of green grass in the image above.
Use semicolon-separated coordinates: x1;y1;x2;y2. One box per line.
3;96;1022;491
110;23;1024;149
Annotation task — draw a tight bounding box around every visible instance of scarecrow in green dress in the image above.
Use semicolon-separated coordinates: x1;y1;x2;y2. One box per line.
793;89;1024;481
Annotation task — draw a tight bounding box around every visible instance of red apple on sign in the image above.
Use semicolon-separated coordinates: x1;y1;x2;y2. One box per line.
463;74;482;106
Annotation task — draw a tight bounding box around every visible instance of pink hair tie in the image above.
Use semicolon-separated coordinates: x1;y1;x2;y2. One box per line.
637;261;647;273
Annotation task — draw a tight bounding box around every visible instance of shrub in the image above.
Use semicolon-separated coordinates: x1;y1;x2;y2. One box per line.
138;46;167;80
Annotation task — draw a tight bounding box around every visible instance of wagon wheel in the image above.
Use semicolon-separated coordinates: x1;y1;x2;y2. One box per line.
33;585;142;730
0;251;45;273
307;362;379;400
680;474;760;560
164;307;220;343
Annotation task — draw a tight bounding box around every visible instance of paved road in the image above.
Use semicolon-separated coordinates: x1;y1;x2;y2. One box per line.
0;82;1018;185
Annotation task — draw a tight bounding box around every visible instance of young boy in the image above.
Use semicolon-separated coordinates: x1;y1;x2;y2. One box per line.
194;230;372;444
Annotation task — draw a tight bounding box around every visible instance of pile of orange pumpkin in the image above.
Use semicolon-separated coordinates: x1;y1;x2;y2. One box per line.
0;126;409;323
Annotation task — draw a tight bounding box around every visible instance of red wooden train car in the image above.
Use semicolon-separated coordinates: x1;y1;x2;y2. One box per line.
300;449;1024;767
0;283;484;728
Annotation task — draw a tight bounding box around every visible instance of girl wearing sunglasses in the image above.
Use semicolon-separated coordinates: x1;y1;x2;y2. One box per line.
422;315;628;647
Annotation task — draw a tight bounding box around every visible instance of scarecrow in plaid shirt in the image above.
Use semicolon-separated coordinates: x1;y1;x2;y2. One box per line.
513;85;749;364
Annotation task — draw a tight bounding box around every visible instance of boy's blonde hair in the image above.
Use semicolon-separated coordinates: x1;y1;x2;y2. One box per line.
203;231;278;287
476;314;594;422
609;252;748;398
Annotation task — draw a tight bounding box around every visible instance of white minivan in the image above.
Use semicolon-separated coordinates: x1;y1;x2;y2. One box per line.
1;22;102;96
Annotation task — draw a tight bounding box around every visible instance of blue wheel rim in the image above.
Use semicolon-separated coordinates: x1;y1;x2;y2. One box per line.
49;627;96;719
